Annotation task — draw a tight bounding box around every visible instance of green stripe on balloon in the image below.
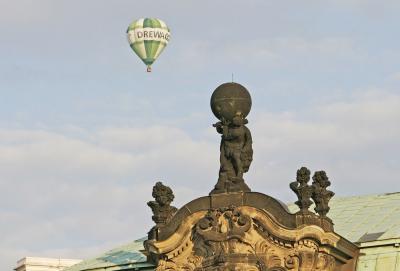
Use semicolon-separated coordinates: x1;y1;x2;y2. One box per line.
143;19;161;64
131;43;146;64
150;40;161;60
143;18;153;64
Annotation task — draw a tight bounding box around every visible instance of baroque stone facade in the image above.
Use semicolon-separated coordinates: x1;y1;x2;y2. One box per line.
144;192;358;271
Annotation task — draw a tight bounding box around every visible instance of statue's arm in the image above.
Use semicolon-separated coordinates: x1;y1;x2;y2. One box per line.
289;181;299;192
147;201;158;212
213;122;224;134
244;126;253;148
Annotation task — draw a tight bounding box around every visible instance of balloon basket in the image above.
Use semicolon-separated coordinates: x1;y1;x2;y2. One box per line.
147;66;152;72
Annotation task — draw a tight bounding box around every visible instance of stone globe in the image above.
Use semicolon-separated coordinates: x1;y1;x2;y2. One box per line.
210;82;252;122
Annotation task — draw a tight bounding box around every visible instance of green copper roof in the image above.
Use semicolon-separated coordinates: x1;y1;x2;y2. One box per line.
288;192;400;243
64;238;154;271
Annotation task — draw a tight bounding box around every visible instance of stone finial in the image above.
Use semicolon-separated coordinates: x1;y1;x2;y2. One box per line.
311;171;334;217
147;182;177;226
290;167;313;212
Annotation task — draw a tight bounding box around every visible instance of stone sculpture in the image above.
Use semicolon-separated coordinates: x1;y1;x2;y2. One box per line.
210;83;253;194
290;167;313;212
147;182;177;228
144;82;358;271
311;171;334;217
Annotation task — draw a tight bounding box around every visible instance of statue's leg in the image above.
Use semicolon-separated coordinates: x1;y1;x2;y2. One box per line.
230;150;251;191
222;146;235;180
215;148;229;190
233;152;243;179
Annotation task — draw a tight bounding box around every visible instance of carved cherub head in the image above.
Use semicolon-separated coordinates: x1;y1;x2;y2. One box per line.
152;182;175;206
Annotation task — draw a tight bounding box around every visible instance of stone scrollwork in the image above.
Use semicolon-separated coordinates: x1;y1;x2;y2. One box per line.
285;253;300;270
295;239;319;270
149;206;345;271
155;259;177;271
195;207;252;244
315;253;335;271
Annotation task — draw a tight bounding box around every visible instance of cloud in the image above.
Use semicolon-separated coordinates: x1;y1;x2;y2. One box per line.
388;71;400;81
169;36;358;72
248;89;400;197
0;125;217;269
1;90;399;270
226;37;356;62
1;1;400;270
0;0;56;25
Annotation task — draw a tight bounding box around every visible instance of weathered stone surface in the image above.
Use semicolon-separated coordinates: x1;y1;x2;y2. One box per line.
145;202;358;271
210;82;252;122
153;192;337;242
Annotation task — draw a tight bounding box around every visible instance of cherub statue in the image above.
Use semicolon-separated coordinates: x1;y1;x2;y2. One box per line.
311;171;334;217
211;114;253;193
290;167;313;212
147;182;177;226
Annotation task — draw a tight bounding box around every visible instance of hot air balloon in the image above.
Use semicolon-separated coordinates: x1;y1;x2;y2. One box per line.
127;18;170;72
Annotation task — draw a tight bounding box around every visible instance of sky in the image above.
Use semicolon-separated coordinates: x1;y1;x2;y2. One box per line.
1;0;400;269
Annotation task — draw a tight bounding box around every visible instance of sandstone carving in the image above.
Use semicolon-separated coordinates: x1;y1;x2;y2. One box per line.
146;203;355;271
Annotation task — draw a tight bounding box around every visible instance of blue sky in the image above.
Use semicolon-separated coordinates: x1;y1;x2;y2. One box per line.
1;0;400;270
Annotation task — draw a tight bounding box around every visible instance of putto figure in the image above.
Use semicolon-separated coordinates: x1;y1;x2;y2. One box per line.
210;83;253;194
213;115;253;192
290;167;313;212
311;171;334;217
147;182;177;226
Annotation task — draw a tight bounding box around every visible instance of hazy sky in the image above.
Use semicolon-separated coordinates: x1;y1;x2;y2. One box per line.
1;0;400;270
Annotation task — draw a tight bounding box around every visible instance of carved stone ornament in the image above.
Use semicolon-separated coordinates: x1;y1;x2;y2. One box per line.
311;171;334;217
145;193;358;271
290;167;313;212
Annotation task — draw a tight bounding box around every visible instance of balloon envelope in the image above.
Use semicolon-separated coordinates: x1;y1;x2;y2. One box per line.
127;18;170;71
